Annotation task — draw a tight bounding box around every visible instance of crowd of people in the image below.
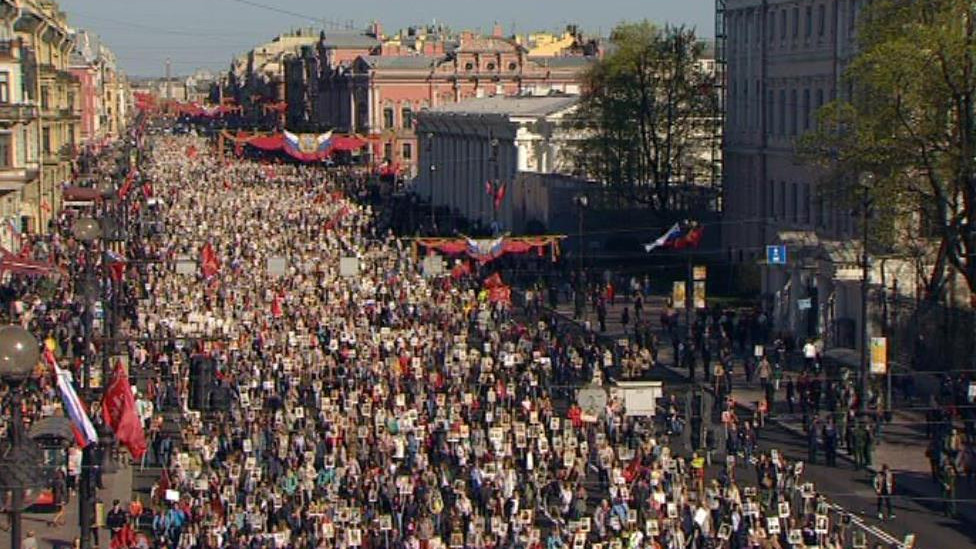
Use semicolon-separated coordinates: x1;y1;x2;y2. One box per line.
0;131;907;549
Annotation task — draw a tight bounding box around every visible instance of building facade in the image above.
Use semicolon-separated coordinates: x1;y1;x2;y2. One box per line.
0;0;81;239
288;31;590;177
721;0;920;349
414;95;580;231
70;30;129;147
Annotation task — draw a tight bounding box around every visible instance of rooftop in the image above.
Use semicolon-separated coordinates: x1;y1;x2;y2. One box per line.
360;55;438;70
429;94;579;117
320;31;382;49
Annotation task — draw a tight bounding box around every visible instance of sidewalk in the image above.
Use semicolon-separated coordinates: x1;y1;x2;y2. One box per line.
546;294;976;526
1;467;134;549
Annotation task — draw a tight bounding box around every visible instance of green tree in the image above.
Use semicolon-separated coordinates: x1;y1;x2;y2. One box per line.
571;21;719;212
798;0;976;300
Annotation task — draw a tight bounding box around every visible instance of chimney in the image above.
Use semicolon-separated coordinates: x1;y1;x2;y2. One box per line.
492;22;503;38
371;21;383;39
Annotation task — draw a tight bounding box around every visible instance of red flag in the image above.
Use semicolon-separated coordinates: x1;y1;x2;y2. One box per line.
118;171;137;200
101;363;147;460
142;183;154;198
483;272;504;289
673;226;704;250
494;182;506;210
271;294;283;318
186;145;198;159
485;180;494;196
200;243;220;279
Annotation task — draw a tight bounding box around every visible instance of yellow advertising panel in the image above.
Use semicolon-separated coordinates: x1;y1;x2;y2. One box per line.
693;281;706;309
672;281;686;306
870;337;887;375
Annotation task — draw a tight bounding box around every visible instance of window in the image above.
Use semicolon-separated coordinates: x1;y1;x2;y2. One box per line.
792;182;799;222
402;143;412;160
383;142;393;162
780;181;787;219
42;127;51;155
780;10;787;39
792;7;799;37
0;72;9;104
805;6;813;37
803;89;811;130
0;133;10;168
778;89;786;135
755;80;761;127
41;86;49;110
383;107;394;129
401;107;413;129
486;62;495;71
818;4;826;36
742;80;749;129
815;88;824;111
769;14;776;43
464;62;474;71
767;90;774;135
508;62;517;71
790;89;797;135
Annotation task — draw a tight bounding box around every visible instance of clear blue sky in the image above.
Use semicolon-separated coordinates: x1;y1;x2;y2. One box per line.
56;0;714;77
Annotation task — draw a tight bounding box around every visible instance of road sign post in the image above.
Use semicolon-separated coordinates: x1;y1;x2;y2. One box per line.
766;245;787;265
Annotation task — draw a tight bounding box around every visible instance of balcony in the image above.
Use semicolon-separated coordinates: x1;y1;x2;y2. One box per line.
0;103;39;122
0;40;16;60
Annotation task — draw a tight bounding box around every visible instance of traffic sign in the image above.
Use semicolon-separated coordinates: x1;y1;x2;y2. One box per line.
766;245;787;265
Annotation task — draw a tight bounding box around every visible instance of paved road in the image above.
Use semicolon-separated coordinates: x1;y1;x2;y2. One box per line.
0;466;133;549
546;296;974;549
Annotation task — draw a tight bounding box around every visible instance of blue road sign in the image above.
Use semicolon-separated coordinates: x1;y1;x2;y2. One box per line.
766;245;787;265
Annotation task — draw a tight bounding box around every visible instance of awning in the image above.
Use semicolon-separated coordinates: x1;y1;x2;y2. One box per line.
0;247;57;276
62;186;101;202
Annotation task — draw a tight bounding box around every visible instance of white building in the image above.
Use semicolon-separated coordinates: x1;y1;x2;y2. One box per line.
414;94;581;232
721;0;933;350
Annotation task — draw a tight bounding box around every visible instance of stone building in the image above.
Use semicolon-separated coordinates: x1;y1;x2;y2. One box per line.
413;94;581;232
721;0;932;350
286;30;590;177
1;0;81;240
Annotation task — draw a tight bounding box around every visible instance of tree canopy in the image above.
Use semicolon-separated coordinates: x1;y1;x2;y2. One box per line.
798;0;976;299
571;21;720;212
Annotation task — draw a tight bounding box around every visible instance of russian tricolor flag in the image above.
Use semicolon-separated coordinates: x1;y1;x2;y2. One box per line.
55;366;98;448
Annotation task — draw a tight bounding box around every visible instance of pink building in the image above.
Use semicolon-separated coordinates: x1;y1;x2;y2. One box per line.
288;32;591;176
68;59;98;142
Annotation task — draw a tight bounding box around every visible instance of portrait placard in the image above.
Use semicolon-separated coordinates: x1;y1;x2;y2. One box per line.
766;517;780;535
778;502;790;518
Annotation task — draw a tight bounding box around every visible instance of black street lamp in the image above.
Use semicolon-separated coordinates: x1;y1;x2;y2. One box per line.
0;325;46;549
72;215;120;549
573;193;589;283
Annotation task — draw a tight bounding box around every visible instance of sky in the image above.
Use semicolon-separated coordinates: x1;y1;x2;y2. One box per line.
56;0;715;77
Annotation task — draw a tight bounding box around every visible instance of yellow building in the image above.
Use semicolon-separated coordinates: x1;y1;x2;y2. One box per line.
0;0;80;236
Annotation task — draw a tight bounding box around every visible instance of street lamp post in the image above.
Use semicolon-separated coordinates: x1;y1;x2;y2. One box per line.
73;216;100;549
573;194;589;309
857;178;873;415
0;325;45;549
